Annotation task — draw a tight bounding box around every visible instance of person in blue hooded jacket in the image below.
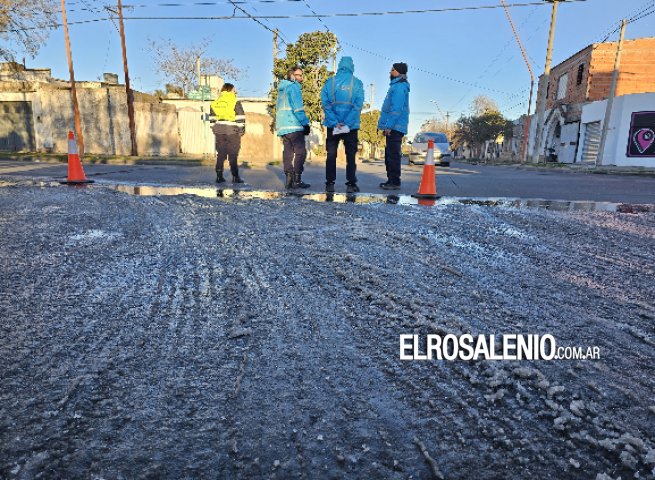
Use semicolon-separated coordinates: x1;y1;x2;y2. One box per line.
276;66;311;189
320;56;365;193
378;62;410;190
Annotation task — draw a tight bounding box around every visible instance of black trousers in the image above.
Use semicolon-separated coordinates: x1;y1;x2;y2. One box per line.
326;128;358;184
215;133;241;176
282;131;307;174
384;130;404;185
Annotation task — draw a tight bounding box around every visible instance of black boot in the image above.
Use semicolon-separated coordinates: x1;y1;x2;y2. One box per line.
346;183;360;193
294;173;310;189
285;172;294;189
216;172;226;183
232;175;244;184
325;182;335;193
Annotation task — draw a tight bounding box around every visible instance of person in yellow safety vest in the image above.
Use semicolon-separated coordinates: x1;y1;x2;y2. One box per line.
210;83;246;184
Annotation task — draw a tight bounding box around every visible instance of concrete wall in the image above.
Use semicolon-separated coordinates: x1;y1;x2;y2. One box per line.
577;92;655;166
0;85;179;155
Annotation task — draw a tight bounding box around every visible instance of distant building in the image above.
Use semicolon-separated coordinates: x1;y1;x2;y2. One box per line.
528;37;655;166
0;62;178;155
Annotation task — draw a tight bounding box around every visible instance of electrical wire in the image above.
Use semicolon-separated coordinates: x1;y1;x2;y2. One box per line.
2;1;590;32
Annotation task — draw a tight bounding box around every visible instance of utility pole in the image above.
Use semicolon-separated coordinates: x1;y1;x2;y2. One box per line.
370;82;375;110
272;29;278;85
501;0;535;164
531;0;559;164
117;0;137;156
597;19;627;167
60;0;84;155
197;56;201;92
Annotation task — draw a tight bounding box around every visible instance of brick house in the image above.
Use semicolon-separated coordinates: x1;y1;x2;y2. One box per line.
533;37;655;164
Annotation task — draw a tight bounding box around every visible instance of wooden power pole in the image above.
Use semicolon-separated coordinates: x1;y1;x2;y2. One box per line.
597;19;627;166
117;0;137;156
60;0;84;155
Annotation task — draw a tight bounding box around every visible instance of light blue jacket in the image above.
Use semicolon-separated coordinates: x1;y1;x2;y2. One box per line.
276;79;310;136
378;76;410;135
320;57;364;130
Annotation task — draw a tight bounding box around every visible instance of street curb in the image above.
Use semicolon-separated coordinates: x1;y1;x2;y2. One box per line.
455;159;655;178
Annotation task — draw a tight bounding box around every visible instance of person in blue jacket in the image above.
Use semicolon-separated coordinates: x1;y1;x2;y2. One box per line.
378;62;410;190
320;56;365;193
276;66;311;189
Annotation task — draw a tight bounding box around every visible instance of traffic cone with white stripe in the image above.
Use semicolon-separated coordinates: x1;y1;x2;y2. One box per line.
412;139;438;199
62;131;93;184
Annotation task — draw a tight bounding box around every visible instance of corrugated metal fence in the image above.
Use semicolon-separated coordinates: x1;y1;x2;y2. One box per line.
177;110;216;155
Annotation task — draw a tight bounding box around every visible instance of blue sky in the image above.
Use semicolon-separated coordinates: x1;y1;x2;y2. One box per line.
24;0;655;135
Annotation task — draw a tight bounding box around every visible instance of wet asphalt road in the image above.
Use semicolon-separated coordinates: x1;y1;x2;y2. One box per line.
0;181;654;479
1;157;655;203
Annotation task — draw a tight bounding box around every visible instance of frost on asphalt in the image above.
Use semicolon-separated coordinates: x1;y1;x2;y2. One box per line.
0;184;654;479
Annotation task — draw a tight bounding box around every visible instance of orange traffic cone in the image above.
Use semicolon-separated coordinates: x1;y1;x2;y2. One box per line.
412;139;439;199
62;131;93;184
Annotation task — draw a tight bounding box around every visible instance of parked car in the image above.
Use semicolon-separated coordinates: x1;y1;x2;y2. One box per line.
408;132;452;166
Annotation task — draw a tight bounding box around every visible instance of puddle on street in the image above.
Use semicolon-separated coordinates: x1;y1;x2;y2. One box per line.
1;180;652;213
102;183;647;212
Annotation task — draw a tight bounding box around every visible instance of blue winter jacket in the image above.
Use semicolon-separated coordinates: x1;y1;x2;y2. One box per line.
276;79;310;136
378;76;410;135
320;57;365;130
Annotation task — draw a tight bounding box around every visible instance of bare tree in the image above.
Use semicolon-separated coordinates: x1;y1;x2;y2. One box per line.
148;38;244;95
0;0;57;61
470;95;499;116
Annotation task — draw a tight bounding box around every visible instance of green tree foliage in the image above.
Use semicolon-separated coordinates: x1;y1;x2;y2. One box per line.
453;109;513;158
359;110;385;159
1;0;57;61
270;31;339;123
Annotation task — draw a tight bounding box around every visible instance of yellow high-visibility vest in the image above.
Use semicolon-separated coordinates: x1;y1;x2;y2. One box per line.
211;91;237;121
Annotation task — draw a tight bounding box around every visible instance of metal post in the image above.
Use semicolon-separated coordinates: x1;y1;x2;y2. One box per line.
370;82;375;110
531;0;559;163
597;19;626;167
60;0;84;155
117;0;137;156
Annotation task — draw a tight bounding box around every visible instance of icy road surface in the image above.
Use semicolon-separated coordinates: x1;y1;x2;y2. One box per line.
0;184;654;479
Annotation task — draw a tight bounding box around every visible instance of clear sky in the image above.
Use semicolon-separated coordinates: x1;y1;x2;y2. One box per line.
23;0;655;135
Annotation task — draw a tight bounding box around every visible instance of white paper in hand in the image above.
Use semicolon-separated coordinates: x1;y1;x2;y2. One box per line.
333;124;351;135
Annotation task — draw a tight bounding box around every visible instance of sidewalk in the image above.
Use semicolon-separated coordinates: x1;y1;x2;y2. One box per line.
455;157;655;177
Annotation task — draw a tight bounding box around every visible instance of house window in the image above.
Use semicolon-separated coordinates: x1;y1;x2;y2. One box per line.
556;73;568;100
577;64;585;85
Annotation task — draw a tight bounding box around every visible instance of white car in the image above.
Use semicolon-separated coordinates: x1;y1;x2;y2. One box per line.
408;132;452;166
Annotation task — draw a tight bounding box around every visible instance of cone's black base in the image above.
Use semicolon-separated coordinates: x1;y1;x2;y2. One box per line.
411;193;440;199
60;179;95;185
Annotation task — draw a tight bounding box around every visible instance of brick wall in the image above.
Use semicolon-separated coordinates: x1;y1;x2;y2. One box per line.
588;38;655;101
542;37;655;110
544;46;593;110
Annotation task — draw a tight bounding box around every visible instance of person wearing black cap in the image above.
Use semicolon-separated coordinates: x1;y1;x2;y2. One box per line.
377;62;410;190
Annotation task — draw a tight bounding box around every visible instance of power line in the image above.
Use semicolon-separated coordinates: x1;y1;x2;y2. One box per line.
123;0;591;18
450;5;539;112
338;40;519;97
2;1;590;34
224;0;288;45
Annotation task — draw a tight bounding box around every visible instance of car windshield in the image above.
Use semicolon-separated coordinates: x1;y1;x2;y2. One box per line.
415;133;448;144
